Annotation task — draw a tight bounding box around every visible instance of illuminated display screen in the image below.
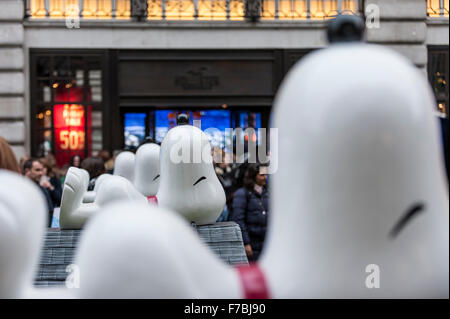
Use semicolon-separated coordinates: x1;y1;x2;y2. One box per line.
54;103;86;166
154;110;231;149
239;112;262;144
124;113;147;148
53;86;91;167
124;109;262;151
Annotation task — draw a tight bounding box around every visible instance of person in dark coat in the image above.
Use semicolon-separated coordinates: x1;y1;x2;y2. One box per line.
232;163;269;262
40;157;63;208
23;158;57;227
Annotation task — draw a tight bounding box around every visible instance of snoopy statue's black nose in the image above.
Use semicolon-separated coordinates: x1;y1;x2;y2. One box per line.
177;113;190;126
327;14;365;44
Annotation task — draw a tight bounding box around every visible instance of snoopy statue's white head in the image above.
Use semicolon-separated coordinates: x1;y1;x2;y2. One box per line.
259;42;449;298
134;143;160;197
113;151;135;183
157;125;226;225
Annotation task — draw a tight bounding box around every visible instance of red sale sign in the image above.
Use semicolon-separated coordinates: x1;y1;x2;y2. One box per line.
52;85;92;167
54;103;86;167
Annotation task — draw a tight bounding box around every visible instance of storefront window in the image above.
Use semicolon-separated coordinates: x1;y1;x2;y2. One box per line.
31;52;105;167
90;106;104;153
123;109;262;155
428;47;449;118
153;109;232;148
35;130;53;158
88;69;102;102
37;80;52;102
238;111;261;143
124;113;147;148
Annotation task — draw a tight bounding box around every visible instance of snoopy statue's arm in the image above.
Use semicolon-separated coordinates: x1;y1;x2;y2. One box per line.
59;167;100;230
59;167;147;230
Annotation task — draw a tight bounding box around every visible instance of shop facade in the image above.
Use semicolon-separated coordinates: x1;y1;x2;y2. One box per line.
29;48;310;165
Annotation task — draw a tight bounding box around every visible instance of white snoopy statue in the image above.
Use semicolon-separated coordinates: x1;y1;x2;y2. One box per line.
82;145;160;204
157;124;226;225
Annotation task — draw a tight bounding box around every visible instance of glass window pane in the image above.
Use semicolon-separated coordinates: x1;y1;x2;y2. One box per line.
75;69;84;86
88;70;102;102
154;110;175;143
53;82;84;102
438;102;448;116
36;80;52;102
234;111;262;161
124;113;147;148
432;70;448;100
53;82;68;102
53;56;70;77
37;56;51;77
91;129;103;153
32;53;105;165
69;56;85;80
35;129;53;158
87;105;103;156
153;109;232;148
91;110;102;128
35;105;53;130
197;110;231;149
429;49;449;118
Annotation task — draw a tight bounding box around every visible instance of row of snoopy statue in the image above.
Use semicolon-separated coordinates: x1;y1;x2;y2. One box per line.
0;16;448;298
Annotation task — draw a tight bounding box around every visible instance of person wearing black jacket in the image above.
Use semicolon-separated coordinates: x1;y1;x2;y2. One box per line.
232;163;269;262
23;158;59;227
40;157;63;208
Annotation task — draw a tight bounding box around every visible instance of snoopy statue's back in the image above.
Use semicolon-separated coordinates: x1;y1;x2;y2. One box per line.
259;40;449;299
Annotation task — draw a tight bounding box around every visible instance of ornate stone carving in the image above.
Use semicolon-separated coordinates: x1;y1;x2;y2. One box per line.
131;0;148;21
245;0;261;22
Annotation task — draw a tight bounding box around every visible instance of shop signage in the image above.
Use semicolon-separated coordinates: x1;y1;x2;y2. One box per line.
175;67;220;90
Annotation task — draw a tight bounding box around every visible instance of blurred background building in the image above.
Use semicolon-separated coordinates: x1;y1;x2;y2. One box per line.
0;0;448;166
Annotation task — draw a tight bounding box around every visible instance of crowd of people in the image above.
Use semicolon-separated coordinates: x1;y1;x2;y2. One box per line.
0;136;270;261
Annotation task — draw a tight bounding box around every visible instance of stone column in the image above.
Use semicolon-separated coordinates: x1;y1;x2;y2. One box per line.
365;0;428;76
0;0;26;159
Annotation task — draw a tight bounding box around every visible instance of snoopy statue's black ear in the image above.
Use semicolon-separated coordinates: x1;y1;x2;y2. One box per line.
327;14;365;44
177;113;190;126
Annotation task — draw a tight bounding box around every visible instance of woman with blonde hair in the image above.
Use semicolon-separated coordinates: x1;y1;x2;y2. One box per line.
0;136;20;174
